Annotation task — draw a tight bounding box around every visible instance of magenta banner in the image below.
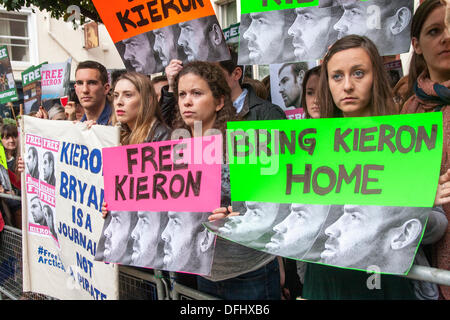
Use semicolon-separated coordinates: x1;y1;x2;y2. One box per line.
102;135;223;212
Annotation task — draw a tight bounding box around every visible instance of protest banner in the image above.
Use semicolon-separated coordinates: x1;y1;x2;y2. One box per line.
21;63;47;114
0;45;19;104
40;58;72;102
96;135;223;275
238;0;414;65
95;210;216;275
102;135;222;212
22;116;120;300
227;113;443;208
205;202;430;275
92;0;230;74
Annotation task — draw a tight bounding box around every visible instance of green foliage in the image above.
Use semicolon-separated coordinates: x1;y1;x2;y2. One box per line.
0;0;101;24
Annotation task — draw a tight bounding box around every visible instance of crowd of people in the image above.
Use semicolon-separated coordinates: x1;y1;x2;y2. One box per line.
0;0;449;300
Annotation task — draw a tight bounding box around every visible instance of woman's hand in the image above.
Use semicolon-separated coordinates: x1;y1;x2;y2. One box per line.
17;156;25;173
208;205;240;222
35;106;49;119
435;169;450;206
65;101;77;121
165;59;183;93
101;201;109;219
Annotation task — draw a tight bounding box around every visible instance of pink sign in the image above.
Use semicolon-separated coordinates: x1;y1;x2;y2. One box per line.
285;108;305;120
103;135;223;212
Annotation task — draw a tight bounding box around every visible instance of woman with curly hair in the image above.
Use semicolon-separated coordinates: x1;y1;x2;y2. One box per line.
172;61;281;300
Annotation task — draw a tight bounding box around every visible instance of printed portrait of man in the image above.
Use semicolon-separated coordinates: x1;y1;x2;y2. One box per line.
43;204;58;240
319;205;429;274
161;211;215;275
177;15;230;63
26;146;39;180
42;151;55;186
29;195;46;225
100;211;139;264
217;201;290;245
130;211;169;269
333;0;413;56
119;32;158;75
265;204;331;260
153;24;182;69
278;62;309;111
239;9;296;65
287;2;342;61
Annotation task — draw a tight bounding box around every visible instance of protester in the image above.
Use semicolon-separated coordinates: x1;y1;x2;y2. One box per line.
302;34;446;300
65;89;85;121
171;61;280;300
217;51;286;121
47;104;66;120
301;66;321;119
1;124;18;173
74;60;113;125
400;0;450;299
151;75;168;103
112;72;170;145
160;54;286;127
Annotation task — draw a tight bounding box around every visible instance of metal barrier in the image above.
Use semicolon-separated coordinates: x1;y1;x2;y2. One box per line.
1;222;449;300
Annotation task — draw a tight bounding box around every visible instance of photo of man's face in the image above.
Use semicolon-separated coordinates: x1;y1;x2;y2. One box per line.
153;27;177;67
103;211;135;262
131;211;166;266
288;7;336;60
242;11;286;64
219;201;280;242
161;212;199;270
26;147;38;175
266;204;330;258
30;197;44;225
278;65;302;109
42;152;53;182
122;33;156;75
320;205;389;267
178;19;210;62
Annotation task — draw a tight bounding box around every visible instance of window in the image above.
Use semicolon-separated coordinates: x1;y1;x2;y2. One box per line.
215;0;238;28
0;9;37;65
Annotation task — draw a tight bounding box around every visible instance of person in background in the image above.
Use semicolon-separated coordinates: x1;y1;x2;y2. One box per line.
172;61;280;300
151;75;168;103
303;34;429;300
301;66;322;119
65;89;85;121
400;0;450;299
74;60;112;125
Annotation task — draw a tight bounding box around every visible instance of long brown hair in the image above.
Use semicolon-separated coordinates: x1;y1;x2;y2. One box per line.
318;35;396;118
405;0;444;104
172;61;238;136
301;65;321;119
113;72;164;145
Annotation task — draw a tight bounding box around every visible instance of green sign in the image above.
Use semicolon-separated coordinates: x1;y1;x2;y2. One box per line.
241;0;320;14
0;45;19;104
241;0;370;14
227;113;443;207
21;63;46;87
223;23;240;43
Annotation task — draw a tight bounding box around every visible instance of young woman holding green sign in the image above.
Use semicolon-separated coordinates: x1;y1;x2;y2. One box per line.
400;0;450;299
302;34;448;300
172;61;282;300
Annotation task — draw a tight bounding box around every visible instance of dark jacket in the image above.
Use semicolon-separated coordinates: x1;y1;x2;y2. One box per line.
159;84;286;126
238;84;286;121
145;119;171;143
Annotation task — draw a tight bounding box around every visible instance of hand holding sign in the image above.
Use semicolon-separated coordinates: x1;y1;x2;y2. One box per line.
435;169;450;206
